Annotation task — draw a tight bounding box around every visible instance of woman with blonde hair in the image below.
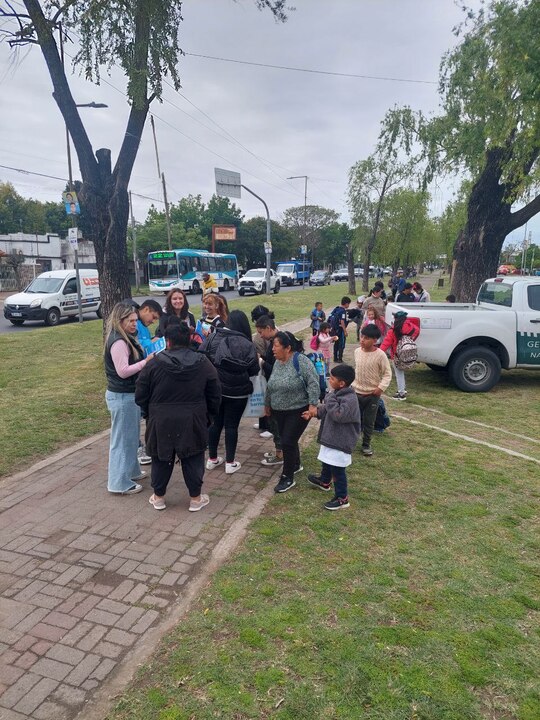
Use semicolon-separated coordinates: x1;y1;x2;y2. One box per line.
201;293;229;335
104;302;154;495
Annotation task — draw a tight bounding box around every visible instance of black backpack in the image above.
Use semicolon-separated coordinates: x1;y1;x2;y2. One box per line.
328;306;341;335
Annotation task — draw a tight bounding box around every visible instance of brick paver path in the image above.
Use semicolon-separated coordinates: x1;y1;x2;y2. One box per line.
0;318;311;720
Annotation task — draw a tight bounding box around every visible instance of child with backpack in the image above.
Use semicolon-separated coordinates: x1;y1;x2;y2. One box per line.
380;310;420;401
310;321;338;368
302;364;361;510
351;324;392;456
310;301;326;336
329;297;351;362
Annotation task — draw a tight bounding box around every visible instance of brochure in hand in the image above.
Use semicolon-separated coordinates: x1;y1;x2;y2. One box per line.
144;336;166;357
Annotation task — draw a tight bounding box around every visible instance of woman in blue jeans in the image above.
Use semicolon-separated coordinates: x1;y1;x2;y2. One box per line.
104;302;154;494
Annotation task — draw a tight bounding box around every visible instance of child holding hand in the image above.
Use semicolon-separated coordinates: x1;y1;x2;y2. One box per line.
302;364;361;510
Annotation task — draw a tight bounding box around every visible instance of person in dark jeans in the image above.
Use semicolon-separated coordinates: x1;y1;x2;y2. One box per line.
264;332;320;493
351;324;392;455
201;310;260;475
332;297;351;362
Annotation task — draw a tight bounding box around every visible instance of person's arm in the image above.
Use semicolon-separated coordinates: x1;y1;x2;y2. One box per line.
247;345;261;377
204;361;222;419
379;329;394;355
325;392;359;423
134;363;151;417
378;352;393;393
339;310;348;335
110;340;148;377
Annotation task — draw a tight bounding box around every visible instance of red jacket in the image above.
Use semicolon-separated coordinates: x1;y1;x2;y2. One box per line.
380;317;420;359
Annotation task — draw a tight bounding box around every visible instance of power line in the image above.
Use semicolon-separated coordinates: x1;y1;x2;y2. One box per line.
0;163;67;182
185;52;438;85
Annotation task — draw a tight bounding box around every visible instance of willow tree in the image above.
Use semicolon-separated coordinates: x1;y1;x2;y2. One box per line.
1;0;288;317
382;0;540;300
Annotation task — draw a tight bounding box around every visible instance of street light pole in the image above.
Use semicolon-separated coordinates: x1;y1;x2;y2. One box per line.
287;175;308;288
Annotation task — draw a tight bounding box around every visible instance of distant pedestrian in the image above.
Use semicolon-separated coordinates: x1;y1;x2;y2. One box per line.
412;282;431;302
310;301;326;336
104;302;154;495
250;305;275;438
304;364;361;511
255;315;284;467
202;272;218;295
135;318;221;512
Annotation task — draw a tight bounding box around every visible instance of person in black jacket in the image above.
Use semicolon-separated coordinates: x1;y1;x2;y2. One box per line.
200;310;259;475
135;319;221;512
155;289;196;338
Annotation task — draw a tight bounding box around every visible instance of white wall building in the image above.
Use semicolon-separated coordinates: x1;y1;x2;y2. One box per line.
0;232;96;271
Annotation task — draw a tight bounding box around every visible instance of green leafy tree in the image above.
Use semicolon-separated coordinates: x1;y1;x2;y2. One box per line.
348;151;415;291
236;217;293;269
381;0;540;300
282;205;339;266
1;0;288;318
0;182;27;233
317;222;353;269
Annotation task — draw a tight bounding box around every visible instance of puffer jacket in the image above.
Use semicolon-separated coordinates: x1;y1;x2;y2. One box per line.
200;327;259;397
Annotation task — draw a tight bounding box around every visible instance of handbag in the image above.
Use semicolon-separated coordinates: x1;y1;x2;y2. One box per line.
242;372;267;418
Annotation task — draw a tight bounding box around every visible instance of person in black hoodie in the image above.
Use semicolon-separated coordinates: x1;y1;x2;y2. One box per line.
200;310;259;475
135;318;221;512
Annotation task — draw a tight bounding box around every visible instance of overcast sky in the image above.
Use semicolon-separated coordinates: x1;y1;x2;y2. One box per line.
0;0;535;248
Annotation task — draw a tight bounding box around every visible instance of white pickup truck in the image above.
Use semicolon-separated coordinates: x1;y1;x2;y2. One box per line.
386;276;540;392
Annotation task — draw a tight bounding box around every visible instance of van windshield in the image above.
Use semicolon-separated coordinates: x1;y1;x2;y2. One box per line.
25;277;64;294
277;264;294;273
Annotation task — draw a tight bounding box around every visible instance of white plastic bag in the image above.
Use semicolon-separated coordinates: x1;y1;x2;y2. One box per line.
243;373;267;418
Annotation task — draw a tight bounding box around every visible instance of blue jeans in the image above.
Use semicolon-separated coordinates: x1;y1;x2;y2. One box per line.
105;390;141;493
320;462;348;499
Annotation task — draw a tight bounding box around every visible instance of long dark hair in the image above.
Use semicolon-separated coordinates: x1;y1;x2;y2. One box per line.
393;315;408;338
164;289;190;320
226;310;252;340
251;304;275;322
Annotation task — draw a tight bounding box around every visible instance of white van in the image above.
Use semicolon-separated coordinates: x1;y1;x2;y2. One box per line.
3;269;101;326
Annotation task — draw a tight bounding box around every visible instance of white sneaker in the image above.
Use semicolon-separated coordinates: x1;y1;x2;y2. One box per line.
137;447;152;465
206;456;224;470
225;461;241;474
259;431;273;439
253;423;260;429
189;494;210;512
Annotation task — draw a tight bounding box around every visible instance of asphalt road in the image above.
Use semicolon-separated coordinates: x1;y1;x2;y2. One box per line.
0;282;333;334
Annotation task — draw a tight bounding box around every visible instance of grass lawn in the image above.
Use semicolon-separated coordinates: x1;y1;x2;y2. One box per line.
108;422;540;720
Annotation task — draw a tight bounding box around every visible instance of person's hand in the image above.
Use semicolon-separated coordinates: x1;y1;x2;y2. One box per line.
264;406;272;417
373;387;383;397
300;410;312;420
145;353;155;363
307;404;318;418
333;336;339;342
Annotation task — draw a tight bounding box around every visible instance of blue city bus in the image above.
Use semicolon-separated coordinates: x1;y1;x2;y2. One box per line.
148;249;239;294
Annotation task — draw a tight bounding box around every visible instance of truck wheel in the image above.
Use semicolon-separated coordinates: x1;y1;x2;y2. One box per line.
273;282;280;294
426;363;446;372
449;347;501;392
45;307;61;326
10;319;24;326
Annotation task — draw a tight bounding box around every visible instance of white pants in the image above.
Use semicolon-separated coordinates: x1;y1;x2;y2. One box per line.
393;363;406;394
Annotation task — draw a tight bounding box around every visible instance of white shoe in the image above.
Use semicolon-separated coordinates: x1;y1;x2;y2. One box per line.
259;431;273;439
206;456;224;470
253;423;260;429
189;494;210;512
225;461;241;474
137;448;152;465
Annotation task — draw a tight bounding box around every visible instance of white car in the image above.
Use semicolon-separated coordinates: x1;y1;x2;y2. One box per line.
238;269;280;295
331;267;349;282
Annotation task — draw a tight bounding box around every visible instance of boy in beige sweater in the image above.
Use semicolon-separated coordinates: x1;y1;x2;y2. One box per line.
351;324;392;456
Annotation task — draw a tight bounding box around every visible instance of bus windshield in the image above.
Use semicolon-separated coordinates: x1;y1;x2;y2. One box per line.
148;257;179;280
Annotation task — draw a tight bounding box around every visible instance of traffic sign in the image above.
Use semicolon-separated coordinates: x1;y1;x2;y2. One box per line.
68;227;78;249
215;168;241;198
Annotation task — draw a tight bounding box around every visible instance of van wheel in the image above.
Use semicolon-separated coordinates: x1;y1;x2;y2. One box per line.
10;319;24;326
96;305;103;320
449;347;501;392
45;307;61;326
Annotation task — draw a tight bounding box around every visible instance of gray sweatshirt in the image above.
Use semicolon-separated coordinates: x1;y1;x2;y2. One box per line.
316;386;361;454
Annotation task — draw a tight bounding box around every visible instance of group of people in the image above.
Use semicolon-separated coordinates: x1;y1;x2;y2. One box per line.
103;279;422;515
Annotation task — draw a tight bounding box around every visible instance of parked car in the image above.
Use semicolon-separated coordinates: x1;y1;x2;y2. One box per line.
386;276;540;392
238;269;280;295
309;270;331;286
331;267;349;282
354;266;364;278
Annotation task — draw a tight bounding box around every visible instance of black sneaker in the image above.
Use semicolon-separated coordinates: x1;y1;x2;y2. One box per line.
361;445;373;456
274;476;296;494
308;474;332;492
324;496;350;511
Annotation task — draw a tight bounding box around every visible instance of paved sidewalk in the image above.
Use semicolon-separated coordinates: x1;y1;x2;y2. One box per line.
0;318;311;720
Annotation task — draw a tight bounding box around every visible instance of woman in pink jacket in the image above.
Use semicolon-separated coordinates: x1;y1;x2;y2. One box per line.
380;310;420;401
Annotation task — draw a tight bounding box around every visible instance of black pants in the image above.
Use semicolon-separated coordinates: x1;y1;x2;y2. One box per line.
321;462;348;499
273;407;309;480
151;451;205;498
333;331;346;362
208;396;248;463
357;393;379;448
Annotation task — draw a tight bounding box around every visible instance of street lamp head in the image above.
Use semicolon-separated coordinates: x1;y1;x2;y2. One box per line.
75;102;108;109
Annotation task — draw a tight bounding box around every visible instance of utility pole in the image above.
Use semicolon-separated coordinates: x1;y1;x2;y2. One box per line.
287;175;309;284
150;115;173;250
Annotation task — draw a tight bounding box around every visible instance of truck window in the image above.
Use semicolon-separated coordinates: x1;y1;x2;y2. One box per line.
478;282;513;307
527;285;540;311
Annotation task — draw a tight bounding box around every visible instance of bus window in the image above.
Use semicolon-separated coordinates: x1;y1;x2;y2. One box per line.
191;257;201;272
208;257;217;272
178;257;188;277
199;257;210;272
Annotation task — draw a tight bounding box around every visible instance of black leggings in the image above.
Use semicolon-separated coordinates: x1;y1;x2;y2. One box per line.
151;451;205;498
208;396;248;463
272;406;309;480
